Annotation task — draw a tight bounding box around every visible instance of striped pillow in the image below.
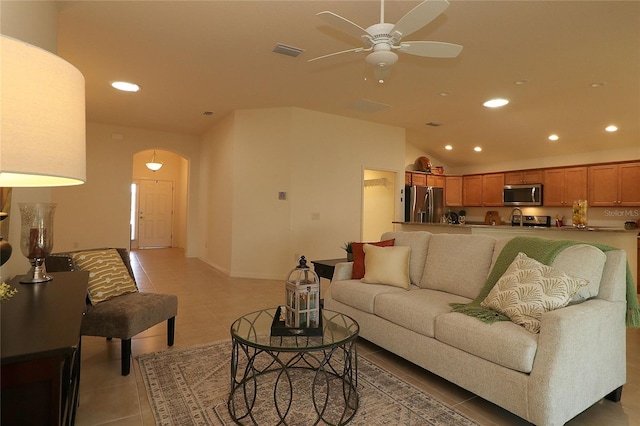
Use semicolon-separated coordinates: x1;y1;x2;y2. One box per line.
71;249;138;305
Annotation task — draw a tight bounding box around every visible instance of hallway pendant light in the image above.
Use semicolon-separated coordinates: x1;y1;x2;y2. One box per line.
145;151;163;171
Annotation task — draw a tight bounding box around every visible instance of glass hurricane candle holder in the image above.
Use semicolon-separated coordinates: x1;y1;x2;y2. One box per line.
19;203;56;283
572;200;588;229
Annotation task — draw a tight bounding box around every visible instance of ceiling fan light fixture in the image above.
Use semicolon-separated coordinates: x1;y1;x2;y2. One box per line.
365;50;398;67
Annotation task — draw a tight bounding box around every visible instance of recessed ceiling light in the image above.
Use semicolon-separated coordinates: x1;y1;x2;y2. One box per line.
483;98;509;108
515;79;529;85
474;146;482;152
111;81;140;92
445;145;453;150
439;91;450;97
548;134;559;141
590;81;607;88
605;125;618;132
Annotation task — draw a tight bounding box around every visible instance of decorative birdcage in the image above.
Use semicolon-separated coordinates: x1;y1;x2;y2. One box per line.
284;256;321;331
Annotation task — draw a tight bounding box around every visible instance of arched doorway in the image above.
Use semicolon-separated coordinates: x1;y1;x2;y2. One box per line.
131;149;189;250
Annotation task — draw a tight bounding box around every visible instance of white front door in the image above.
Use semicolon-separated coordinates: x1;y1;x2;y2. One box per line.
138;179;173;248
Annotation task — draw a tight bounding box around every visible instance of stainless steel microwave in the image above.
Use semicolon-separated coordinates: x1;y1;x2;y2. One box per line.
503;184;543;206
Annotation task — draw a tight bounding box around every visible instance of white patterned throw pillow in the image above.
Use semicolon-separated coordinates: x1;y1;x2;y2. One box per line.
72;249;138;305
480;252;588;333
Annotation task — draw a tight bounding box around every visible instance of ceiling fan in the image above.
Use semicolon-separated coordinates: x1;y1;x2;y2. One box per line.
309;0;462;77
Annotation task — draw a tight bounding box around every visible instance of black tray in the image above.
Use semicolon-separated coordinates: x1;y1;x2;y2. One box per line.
271;306;323;337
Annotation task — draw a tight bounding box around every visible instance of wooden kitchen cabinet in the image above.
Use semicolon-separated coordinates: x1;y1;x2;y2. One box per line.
543;167;588;206
589;162;640;207
445;176;463;206
463;175;483;206
405;172;444;188
504;169;543;185
410;172;427;186
482;173;505;206
427;174;445;188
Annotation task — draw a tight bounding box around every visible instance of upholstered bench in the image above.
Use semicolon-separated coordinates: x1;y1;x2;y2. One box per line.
46;248;178;376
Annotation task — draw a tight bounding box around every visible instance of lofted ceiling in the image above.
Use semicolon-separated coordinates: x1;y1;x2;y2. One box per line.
54;0;639;169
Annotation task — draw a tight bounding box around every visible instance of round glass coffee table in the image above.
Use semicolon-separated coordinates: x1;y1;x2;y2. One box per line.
228;308;359;425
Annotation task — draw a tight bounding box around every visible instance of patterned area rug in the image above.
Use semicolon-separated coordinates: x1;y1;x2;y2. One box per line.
138;341;479;426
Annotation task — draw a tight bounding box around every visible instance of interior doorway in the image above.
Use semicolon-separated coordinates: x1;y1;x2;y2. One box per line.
362;169;397;241
131;149;189;250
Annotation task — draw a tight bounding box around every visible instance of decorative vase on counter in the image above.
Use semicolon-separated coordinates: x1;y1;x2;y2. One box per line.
572;200;588;229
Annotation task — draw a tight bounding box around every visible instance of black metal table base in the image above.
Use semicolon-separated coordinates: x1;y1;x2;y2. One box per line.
228;338;358;425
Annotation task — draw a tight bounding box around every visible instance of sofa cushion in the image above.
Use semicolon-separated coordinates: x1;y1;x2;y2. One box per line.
329;279;405;314
351;238;395;279
435;312;539;373
362;244;411;289
374;289;471;338
551;244;606;302
71;249;138;305
480;252;588;333
419;234;496;299
381;231;432;286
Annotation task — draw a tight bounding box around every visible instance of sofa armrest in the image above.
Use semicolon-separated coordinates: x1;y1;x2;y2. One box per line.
527;299;626;426
332;262;353;282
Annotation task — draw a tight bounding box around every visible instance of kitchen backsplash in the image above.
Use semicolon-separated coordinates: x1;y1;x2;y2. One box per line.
446;206;640;228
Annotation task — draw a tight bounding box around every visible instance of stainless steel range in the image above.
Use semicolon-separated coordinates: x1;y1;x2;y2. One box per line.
511;215;552;227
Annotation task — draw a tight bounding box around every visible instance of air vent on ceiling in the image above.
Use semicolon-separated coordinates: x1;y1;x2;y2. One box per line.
426;121;443;127
273;43;305;58
348;99;391;113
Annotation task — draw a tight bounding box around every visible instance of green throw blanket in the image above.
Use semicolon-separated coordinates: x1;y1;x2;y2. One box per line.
449;236;640;328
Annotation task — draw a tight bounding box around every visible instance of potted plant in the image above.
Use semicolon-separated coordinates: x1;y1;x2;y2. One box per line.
341;242;353;262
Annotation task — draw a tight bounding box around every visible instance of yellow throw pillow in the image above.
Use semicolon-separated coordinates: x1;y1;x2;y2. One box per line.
361;244;411;289
480;252;588;333
71;249;138;305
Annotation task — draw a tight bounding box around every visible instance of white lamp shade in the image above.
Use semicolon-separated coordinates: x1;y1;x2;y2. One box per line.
0;35;86;187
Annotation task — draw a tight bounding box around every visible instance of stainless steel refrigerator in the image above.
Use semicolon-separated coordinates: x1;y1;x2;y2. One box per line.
405;185;444;223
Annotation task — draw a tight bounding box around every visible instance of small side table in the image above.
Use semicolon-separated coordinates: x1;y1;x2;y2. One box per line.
311;258;347;282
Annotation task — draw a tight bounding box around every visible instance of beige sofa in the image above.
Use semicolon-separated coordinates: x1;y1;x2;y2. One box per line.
324;231;628;426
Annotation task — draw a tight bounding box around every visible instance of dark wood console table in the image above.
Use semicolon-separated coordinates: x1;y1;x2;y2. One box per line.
1;271;89;426
310;258;347;282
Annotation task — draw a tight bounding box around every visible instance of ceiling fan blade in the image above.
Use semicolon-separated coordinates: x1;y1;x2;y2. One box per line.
391;0;450;41
308;47;368;63
316;11;371;41
398;41;462;58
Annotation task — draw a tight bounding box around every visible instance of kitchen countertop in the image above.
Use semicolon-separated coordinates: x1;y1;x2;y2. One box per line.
393;221;639;234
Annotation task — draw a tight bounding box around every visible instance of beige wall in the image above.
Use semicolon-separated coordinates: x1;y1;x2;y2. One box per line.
52;123;200;256
199;113;235;275
199;107;405;279
0;0;57;53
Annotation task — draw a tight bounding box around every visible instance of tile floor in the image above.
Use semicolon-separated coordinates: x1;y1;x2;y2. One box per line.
75;248;640;425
